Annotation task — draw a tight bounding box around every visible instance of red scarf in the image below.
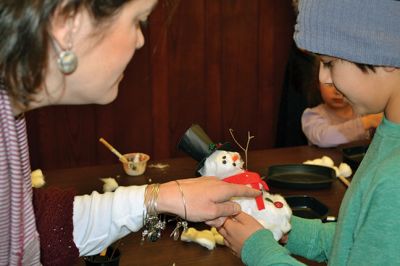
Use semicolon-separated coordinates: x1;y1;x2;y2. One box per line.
0;89;41;265
223;171;269;210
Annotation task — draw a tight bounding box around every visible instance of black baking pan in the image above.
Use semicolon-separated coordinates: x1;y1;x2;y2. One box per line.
265;164;336;189
342;145;369;170
285;195;329;220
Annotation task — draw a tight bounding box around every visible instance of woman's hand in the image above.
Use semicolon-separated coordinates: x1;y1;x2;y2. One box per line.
157;176;261;222
218;212;264;257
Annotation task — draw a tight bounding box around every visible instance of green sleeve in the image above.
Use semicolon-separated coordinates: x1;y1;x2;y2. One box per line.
285;216;336;262
241;229;305;266
241;216;336;266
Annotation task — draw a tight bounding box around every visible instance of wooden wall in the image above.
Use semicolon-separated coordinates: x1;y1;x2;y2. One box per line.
26;0;296;170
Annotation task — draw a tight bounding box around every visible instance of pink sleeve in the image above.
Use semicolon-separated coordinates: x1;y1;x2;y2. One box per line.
301;107;368;147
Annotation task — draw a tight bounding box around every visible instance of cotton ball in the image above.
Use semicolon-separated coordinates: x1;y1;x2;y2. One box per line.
321;156;334;167
210;227;224;245
303;158;323;166
181;228;216;250
101;177;119;192
339;163;352;178
312;158;324;166
332;166;340;177
31;169;45;188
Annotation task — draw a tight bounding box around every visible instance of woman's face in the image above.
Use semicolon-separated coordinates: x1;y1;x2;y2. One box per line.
46;0;158;105
318;56;392;115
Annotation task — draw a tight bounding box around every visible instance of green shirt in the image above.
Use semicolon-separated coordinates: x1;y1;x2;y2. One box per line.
242;117;400;265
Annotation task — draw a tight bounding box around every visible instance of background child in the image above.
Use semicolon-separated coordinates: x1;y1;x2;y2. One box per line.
302;79;382;147
217;1;400;265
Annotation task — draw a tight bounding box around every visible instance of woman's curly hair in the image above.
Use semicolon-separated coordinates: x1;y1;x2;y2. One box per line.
0;0;131;107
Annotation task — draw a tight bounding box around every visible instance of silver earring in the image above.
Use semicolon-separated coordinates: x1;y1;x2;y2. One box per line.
57;49;78;74
50;30;78;75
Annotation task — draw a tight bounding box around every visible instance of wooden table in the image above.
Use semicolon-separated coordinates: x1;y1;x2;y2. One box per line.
44;146;347;266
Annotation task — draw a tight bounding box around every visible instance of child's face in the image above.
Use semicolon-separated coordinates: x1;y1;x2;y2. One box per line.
319;79;349;110
319;56;392;115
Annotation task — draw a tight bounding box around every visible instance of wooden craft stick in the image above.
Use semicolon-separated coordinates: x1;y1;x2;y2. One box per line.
338;176;350;187
100;248;107;256
99;138;128;164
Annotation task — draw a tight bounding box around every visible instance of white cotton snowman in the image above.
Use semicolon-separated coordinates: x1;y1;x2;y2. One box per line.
199;150;292;241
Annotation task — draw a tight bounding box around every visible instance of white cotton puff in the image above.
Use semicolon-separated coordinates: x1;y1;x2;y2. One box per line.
332;166;340;177
312;158;324;166
181;228;216;250
321;156;334;167
339;163;352;178
236;191;292;241
31;169;45;188
100;177;119;192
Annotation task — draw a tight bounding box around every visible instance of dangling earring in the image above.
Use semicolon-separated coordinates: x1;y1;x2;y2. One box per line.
50;25;78;74
57;47;78;74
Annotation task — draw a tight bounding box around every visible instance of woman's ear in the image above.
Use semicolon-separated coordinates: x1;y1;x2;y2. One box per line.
49;7;82;49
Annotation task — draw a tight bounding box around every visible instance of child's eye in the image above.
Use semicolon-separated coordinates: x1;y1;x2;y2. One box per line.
322;61;333;69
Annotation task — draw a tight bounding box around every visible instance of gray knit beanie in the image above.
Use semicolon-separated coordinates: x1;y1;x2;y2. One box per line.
294;0;400;67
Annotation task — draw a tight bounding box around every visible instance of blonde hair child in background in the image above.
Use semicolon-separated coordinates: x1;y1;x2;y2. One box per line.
301;78;382;147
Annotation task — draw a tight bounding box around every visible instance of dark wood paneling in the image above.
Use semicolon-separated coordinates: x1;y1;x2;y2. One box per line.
26;0;295;170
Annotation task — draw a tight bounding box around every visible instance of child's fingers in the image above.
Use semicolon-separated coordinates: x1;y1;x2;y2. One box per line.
205;217;227;228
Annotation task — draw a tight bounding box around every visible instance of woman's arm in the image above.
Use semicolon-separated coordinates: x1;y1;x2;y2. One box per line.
73;176;260;256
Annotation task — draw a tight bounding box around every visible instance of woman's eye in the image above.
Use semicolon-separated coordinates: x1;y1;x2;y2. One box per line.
139;20;148;29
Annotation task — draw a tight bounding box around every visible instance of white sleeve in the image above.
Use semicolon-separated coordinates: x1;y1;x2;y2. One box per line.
72;185;147;256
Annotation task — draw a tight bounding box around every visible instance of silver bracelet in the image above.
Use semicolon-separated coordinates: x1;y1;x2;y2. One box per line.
170;180;188;240
142;183;166;242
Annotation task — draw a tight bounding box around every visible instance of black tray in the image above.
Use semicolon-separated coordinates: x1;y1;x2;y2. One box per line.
342;145;369;170
285;195;328;220
265;164;336;189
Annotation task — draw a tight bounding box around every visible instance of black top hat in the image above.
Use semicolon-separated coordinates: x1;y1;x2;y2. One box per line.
177;124;236;176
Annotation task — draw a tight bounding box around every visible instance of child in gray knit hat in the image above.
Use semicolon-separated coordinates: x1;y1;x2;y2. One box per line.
218;1;400;265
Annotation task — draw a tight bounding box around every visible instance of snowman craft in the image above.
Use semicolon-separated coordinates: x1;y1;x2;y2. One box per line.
198;149;292;241
178;125;292;241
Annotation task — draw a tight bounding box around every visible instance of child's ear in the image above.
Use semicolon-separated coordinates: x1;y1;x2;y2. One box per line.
49;6;82;49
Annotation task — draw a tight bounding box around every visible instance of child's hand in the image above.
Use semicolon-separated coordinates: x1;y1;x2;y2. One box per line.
362;113;383;130
218;212;264;257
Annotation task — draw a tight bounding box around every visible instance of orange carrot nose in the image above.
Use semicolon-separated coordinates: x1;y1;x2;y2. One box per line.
232;154;239;162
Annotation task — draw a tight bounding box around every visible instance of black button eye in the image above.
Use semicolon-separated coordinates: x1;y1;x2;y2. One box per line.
222;160;227;164
233;163;236;167
264;197;273;204
222;156;227;159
